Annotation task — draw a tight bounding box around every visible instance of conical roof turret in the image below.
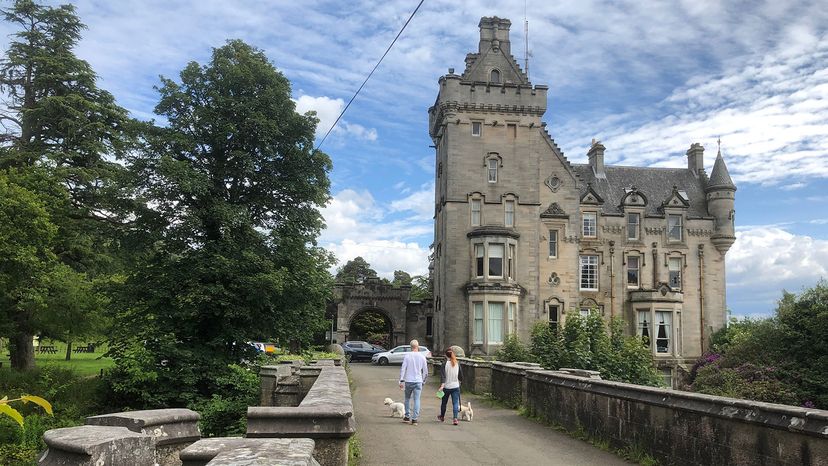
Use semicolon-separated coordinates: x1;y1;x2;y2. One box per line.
707;148;736;192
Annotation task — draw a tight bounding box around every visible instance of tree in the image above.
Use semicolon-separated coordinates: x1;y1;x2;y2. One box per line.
0;174;56;370
691;281;828;408
392;270;412;287
410;275;432;300
110;40;332;407
0;0;133;369
335;257;377;284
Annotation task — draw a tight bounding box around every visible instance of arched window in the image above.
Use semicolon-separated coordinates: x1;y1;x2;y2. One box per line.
490;69;501;83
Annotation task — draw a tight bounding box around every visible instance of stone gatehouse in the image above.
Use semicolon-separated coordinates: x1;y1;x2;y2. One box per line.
429;16;736;384
328;277;434;349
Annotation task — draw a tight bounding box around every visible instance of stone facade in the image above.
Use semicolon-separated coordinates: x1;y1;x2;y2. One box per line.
329;278;434;349
429;17;736;380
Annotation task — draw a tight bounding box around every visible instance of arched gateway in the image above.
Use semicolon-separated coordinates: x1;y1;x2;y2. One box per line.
328;277;434;350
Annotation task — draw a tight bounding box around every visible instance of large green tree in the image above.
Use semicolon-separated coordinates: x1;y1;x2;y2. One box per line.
0;0;132;369
0;174;56;369
335;257;377;284
110;40;332;407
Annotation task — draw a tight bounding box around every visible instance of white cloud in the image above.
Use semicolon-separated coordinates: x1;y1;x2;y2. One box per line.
727;226;828;314
293;95;378;141
320;188;433;278
389;183;434;220
325;239;430;279
554;33;828;187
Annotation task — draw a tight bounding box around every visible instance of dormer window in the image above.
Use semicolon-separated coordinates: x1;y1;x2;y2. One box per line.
627;213;640;240
582;212;597;237
490;69;501;83
667;215;683;241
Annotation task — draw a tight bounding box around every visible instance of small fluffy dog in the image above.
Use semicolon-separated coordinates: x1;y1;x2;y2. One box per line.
459;401;474;421
383;397;405;418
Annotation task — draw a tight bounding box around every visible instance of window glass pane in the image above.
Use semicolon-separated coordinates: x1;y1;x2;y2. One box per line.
579;308;590;317
490;69;500;83
627;256;639;287
579;255;598;290
505;201;514;227
549;230;558;257
473;302;484;343
488;302;504;343
548;305;559;328
489;243;504;277
507;244;515;279
488;159;498;182
669;257;681;289
471;199;481;226
637;310;651;348
656;311;672;354
627;213;640;240
472;121;481;136
508;302;516;335
475;244;484;277
583;213;597;237
668;215;682;241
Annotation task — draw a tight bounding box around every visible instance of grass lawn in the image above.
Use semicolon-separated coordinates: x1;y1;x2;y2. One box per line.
1;342;114;377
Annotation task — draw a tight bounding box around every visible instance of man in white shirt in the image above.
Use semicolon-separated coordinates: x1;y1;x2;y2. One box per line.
398;339;428;425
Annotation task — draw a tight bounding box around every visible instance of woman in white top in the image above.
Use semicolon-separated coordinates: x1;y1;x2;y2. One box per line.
438;348;463;425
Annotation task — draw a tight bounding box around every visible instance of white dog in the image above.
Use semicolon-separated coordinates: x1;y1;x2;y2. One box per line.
383;397;405;418
459;401;474;421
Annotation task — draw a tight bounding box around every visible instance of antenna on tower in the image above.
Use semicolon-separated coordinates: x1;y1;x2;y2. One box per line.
524;1;529;81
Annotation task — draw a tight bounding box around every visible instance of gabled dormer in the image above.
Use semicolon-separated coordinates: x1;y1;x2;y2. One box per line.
462;17;529;85
620;186;648;211
580;183;604;205
662;186;690;209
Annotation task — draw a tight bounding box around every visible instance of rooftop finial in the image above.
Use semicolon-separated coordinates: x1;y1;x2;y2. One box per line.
717;137;721;155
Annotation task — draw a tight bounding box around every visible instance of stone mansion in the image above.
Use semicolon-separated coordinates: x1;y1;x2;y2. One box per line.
429;17;736;380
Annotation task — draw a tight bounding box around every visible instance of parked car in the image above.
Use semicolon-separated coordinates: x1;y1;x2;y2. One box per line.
371;345;431;365
342;341;386;362
248;342;280;354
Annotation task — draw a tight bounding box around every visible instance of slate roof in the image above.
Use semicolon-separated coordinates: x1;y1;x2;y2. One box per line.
571;164;711;218
707;151;736;191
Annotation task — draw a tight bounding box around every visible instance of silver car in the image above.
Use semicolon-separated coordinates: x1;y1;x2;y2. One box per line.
371;345;431;365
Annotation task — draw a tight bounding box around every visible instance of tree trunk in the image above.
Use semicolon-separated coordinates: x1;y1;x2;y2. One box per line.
65;340;72;361
10;331;35;370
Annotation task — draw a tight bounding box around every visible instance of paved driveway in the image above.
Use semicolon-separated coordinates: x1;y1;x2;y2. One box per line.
349;363;630;466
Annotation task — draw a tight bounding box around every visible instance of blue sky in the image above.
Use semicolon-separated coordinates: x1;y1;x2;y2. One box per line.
3;0;826;318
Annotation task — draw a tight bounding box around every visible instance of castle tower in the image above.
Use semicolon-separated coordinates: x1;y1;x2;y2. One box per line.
428;16;547;355
706;145;737;254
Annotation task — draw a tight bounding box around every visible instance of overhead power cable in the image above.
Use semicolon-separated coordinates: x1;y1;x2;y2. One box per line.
314;0;425;151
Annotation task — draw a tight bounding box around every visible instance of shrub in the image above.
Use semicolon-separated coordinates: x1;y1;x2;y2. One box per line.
189;364;259;437
529;314;661;386
495;333;532;362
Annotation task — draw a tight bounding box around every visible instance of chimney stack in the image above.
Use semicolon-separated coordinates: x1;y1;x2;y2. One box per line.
588;139;606;178
686;143;704;175
478;17;512;55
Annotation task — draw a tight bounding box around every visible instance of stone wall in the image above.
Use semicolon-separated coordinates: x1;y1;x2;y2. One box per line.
247;361;356;466
457;357;492;394
38;359;349;466
485;367;828;466
490;361;542;408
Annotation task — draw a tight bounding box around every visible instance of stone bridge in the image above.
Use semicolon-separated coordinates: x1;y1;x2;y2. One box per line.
37;357;828;465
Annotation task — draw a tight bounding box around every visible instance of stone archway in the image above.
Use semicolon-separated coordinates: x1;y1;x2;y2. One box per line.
348;307;394;349
331;278;410;348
